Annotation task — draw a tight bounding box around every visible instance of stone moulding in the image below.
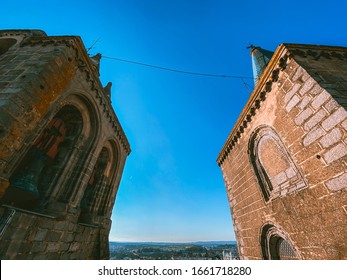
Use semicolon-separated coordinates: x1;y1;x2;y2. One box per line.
260;222;300;260
0;29;47;39
216;43;347;166
249;125;307;202
16;33;131;155
216;44;289;166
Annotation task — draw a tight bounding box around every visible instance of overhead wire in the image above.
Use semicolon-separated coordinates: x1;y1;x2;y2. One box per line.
102;55;254;80
87;37;101;52
241;78;254;93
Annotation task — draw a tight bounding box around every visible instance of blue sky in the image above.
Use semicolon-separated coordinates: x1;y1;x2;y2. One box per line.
2;0;346;242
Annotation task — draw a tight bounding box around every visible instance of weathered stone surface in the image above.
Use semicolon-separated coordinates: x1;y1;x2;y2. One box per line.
325;173;347;192
31;242;47;253
295;107;313;125
292;66;304;82
284;83;301;103
341;119;347;131
324;98;339;112
323;143;347;164
286;95;300;112
322;107;347;131
46;231;62;242
299;77;315;96
0;29;130;260
33;229;48;241
319;128;342;148
218;43;347;260
298;96;312;110
303;126;325;146
46;242;61;252
304;109;327;131
311;90;330;109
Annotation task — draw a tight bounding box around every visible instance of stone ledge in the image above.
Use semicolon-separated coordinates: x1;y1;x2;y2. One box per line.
1;204;57;219
77;222;99;228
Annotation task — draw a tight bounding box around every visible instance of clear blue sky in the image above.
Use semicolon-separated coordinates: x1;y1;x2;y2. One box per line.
2;0;346;242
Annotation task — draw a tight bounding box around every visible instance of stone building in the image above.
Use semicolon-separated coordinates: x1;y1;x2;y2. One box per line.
217;44;347;259
0;30;130;259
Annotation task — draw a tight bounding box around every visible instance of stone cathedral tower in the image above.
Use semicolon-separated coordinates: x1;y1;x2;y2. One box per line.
218;44;347;259
0;30;130;259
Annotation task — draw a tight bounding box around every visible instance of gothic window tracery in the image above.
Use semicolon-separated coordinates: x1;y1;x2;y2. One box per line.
249;125;307;201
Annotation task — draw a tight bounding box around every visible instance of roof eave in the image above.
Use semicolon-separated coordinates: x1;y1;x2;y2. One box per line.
216;43;287;166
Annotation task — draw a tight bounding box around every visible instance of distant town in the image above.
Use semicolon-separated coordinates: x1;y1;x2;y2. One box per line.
109;241;239;260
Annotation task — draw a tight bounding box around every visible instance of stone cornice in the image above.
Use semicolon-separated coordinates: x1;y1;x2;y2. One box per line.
0;29;47;38
216;43;347;166
216;44;289;166
18;34;131;155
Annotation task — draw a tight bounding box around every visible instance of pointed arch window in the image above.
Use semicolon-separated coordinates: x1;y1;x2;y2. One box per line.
249;126;307;201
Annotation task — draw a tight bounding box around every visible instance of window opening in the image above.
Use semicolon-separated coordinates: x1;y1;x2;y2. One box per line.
261;224;299;260
79;147;110;223
2;105;82;210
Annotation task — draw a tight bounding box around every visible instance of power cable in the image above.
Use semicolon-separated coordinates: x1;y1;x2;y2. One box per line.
102;55;253;80
87;37;101;52
241;78;254;93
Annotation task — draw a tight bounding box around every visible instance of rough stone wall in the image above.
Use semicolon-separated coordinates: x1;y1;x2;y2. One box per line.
0;207;104;259
0;30;130;259
218;44;347;260
0;30;77;195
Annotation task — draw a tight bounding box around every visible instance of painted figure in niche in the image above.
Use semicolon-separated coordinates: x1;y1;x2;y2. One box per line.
3;118;66;209
79;148;109;223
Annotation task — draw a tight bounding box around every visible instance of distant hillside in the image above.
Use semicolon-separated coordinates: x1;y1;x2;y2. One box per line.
109;241;239;260
110;241;237;246
193;241;237;245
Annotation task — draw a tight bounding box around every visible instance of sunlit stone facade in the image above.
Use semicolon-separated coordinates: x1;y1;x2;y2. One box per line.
218;44;347;259
0;30;130;259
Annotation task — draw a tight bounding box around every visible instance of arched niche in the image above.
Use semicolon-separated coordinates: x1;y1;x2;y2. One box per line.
260;223;300;260
3;105;83;209
78;140;119;223
79;147;110;223
55;94;100;204
249;125;307;202
97;140;120;217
